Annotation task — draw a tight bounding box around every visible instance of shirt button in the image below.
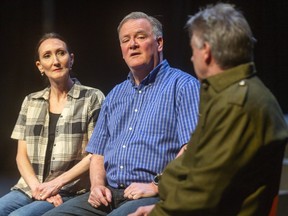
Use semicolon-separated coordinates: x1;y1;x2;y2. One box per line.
129;127;132;131
120;165;124;169
239;80;246;86
134;109;138;112
138;90;142;94
123;145;126;148
119;183;125;188
202;82;209;89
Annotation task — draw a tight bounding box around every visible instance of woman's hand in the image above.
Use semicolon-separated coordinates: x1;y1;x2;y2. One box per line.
46;194;63;207
33;180;61;200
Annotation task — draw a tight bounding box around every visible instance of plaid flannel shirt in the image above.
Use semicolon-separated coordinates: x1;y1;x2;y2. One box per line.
11;79;105;197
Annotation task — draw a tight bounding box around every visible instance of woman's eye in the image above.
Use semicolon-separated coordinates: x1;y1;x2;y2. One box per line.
58;50;66;56
43;54;50;59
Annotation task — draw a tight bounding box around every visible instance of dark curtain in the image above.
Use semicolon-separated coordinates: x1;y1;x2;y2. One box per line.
0;0;287;173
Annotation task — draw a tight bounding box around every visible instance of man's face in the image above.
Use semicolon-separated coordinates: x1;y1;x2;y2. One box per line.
119;18;163;74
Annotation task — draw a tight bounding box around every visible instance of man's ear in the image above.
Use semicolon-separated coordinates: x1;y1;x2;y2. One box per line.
202;42;212;64
157;36;164;52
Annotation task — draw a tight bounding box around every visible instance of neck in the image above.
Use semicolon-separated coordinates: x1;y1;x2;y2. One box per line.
131;59;161;85
50;78;74;101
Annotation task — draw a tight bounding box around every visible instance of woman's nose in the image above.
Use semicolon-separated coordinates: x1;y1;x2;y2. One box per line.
52;55;60;64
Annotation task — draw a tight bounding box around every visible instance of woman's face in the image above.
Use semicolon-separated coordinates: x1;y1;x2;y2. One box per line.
36;38;73;82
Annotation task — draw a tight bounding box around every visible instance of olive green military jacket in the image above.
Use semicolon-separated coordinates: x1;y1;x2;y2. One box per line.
150;62;288;216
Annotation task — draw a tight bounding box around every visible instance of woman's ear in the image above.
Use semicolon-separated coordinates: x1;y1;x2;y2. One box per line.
70;53;75;68
36;61;44;75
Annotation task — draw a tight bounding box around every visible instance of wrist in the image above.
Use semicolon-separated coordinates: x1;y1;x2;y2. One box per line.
151;182;158;194
152;173;162;186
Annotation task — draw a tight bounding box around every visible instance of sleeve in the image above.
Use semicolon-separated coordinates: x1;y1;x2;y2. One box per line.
151;104;261;215
176;78;200;145
86;96;110;155
11;96;29;140
87;89;105;139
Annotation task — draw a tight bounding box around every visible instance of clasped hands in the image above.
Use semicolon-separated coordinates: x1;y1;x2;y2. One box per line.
32;181;62;207
88;182;158;208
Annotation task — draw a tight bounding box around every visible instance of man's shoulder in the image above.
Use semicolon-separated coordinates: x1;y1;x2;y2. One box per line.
165;67;200;89
105;80;130;98
167;66;198;81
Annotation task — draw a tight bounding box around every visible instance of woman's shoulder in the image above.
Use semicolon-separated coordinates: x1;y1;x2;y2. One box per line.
26;88;50;100
73;83;105;101
75;83;104;94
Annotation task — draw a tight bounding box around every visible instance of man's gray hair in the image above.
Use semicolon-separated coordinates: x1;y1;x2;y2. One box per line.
186;3;256;69
117;12;163;38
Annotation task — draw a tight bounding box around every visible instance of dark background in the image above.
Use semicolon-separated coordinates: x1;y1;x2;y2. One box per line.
0;0;287;179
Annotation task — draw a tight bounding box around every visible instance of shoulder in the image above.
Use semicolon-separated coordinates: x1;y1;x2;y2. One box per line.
106;80;130;97
226;80;248;106
73;83;105;99
167;66;199;85
25;88;49;101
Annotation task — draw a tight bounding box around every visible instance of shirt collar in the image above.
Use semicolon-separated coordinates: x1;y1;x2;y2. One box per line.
203;62;256;92
31;78;81;100
127;60;169;88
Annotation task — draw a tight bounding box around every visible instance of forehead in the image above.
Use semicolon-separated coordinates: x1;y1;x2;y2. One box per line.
38;38;67;52
119;18;152;37
191;34;201;47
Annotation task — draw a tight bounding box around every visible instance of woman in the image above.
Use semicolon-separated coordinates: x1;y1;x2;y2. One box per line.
0;33;105;216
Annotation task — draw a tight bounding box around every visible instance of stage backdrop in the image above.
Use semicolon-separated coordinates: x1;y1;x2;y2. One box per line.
0;0;287;174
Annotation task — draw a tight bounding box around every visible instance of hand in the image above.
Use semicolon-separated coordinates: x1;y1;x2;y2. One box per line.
124;183;158;200
46;194;63;207
88;185;112;208
32;181;61;200
176;144;187;158
128;204;155;216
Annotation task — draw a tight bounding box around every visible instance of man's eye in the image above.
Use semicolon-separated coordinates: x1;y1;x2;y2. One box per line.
137;35;146;40
121;38;129;43
43;54;50;58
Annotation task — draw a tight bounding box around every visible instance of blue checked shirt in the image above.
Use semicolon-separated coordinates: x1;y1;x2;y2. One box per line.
86;60;200;188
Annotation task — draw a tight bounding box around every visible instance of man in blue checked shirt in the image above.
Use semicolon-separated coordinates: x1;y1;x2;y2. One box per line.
43;11;200;216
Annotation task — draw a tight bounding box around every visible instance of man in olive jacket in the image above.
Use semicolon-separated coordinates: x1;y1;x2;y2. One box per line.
129;3;288;216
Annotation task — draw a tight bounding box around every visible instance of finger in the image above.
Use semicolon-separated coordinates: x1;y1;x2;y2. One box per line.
99;196;110;206
88;194;102;207
104;188;112;202
124;188;133;198
36;193;43;200
132;194;139;200
124;185;133;195
40;193;47;200
88;191;101;204
90;200;101;208
52;198;63;207
123;190;131;198
127;192;135;200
